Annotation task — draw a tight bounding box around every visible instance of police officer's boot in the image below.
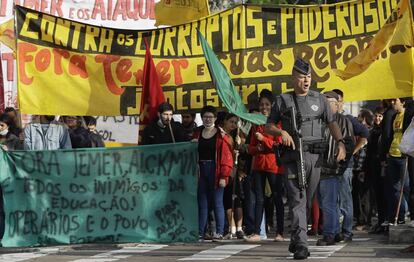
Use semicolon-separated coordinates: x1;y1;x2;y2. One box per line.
293;245;310;260
288;242;297;253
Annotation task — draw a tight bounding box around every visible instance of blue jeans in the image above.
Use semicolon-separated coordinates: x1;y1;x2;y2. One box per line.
318;177;340;238
251;171;285;235
243;174;255;235
339;167;353;238
198;161;225;236
386;157;410;222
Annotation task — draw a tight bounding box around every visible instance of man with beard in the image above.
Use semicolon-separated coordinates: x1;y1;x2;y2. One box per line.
181;113;198;141
141;102;188;145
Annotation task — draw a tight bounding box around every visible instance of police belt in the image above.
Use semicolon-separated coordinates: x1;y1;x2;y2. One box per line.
302;140;328;154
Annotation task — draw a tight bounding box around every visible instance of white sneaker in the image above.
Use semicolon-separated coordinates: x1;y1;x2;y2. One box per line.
381;221;389;227
408;220;414;228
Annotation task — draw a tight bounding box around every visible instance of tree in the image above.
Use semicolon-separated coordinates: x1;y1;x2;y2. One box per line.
209;0;242;13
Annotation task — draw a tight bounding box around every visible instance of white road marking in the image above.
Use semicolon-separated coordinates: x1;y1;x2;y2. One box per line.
179;244;259;261
0;247;59;262
69;244;168;262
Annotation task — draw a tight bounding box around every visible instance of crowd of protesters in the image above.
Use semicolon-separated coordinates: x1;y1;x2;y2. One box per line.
1;91;414;255
142;95;414;245
0;113;106;151
140;91;414;247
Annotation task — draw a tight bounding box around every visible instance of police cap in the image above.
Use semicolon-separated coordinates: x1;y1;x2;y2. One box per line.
293;58;312;75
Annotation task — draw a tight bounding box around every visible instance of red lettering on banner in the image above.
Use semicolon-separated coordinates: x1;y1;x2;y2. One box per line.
69;55;88;78
141;0;153;19
23;0;40;11
127;0;138;20
91;0;155;21
171;60;188;86
50;0;63;16
95;54;125;95
18;42;37;85
116;59;133;82
18;42;90;85
113;0;128;20
21;0;62;16
0;0;7;16
2;53;14;81
133;59;188;86
69;7;75;19
40;0;48;13
156;60;171;84
108;0;113;20
133;68;143;85
53;49;70;75
148;0;155;19
92;0;107;20
77;8;91;20
35;49;51;72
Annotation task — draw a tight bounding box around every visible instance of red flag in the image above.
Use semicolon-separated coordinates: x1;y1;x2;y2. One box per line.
139;38;165;126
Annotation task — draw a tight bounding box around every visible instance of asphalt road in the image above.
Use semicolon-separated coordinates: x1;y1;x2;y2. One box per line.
1;230;413;261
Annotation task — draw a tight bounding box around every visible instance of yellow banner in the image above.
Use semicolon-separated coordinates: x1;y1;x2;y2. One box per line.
0;19;16;51
335;0;414;79
154;0;210;26
16;1;414;116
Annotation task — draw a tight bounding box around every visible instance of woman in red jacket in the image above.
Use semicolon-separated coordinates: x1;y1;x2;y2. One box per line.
245;89;285;242
193;106;234;240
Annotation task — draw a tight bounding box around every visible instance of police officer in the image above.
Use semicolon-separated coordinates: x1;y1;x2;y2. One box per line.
265;59;346;259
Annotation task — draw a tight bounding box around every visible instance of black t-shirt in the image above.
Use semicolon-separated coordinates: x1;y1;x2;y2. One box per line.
198;132;216;160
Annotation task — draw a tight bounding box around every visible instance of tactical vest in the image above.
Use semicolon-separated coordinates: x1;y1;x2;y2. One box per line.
277;90;326;143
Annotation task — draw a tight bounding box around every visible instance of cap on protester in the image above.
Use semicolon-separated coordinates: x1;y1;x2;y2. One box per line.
324;91;339;101
293;58;312;75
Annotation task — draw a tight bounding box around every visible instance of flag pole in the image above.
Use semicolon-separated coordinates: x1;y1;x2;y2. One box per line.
168;122;176;143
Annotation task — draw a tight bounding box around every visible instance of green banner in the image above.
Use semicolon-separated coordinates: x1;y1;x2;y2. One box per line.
0;142;198;247
198;31;267;125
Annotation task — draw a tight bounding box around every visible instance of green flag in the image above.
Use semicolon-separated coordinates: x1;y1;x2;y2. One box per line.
0;143;198;247
198;31;267;125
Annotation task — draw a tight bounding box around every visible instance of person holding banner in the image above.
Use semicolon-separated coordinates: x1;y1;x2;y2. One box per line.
141;102;188;145
23;115;72;150
193;106;233;241
265;58;346;260
0;113;23;245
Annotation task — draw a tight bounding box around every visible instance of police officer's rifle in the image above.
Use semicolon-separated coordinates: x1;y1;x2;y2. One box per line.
290;106;307;190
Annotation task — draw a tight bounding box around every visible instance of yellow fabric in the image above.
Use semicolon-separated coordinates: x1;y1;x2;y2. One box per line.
154;0;210;26
335;0;413;80
389;111;405;157
0;19;15;51
15;1;414;116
